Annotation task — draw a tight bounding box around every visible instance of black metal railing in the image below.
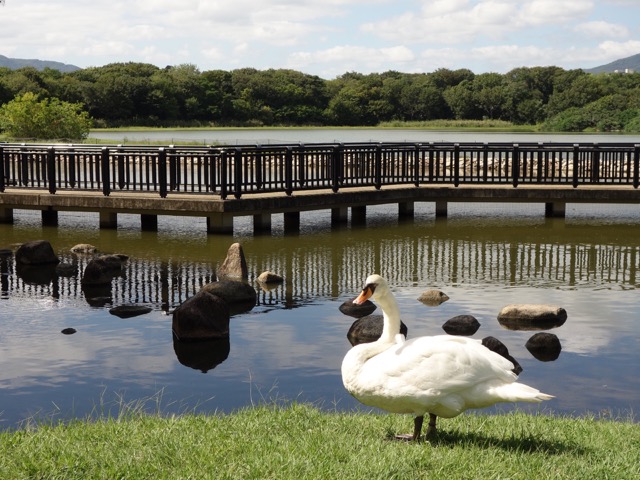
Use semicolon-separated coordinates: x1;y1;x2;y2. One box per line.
2;142;639;199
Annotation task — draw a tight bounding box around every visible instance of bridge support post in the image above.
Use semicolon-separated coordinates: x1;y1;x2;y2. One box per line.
253;213;272;234
435;201;448;218
284;212;300;235
398;201;414;220
331;207;348;226
207;213;233;234
141;214;158;231
545;202;566;218
0;207;14;224
351;206;366;226
42;209;58;226
99;211;118;229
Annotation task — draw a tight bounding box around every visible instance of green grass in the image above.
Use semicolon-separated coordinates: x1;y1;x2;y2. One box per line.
0;403;637;479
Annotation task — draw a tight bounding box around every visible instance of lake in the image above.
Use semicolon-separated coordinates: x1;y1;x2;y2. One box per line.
1;130;639;430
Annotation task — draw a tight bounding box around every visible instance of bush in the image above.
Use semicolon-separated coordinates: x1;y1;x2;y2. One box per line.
0;92;92;140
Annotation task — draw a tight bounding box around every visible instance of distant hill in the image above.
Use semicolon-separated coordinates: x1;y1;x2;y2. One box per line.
584;53;640;74
0;55;80;72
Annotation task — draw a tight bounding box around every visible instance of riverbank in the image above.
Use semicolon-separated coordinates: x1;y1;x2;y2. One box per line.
0;403;637;479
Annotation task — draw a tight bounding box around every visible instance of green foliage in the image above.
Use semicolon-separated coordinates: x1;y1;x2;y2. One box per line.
0;92;92;140
2;62;640;131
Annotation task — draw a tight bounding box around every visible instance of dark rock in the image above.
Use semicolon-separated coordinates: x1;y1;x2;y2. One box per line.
442;315;481;336
347;314;409;346
497;304;567;331
55;262;78;277
417;289;449;306
172;291;230;341
482;336;523;375
109;305;153;319
81;284;113;307
217;243;248;280
16;263;57;285
173;337;230;373
525;332;562;361
61;328;77;335
15;240;60;265
200;280;256;314
339;297;377;318
81;254;127;285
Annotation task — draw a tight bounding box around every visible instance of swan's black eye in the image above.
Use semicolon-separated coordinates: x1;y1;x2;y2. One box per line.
364;283;377;294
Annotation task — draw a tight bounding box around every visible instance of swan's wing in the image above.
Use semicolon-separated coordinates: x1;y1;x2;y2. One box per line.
363;335;517;396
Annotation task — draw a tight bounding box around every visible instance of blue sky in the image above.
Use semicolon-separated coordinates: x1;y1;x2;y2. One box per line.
1;0;639;78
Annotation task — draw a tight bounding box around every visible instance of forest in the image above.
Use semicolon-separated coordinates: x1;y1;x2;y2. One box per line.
1;61;640;133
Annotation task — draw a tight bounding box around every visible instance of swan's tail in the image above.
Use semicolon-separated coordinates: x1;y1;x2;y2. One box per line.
491;382;554;403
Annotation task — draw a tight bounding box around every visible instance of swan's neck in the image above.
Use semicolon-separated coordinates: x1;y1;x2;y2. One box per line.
376;289;401;345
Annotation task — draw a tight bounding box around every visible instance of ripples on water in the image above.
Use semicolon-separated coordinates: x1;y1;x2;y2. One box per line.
1;203;639;429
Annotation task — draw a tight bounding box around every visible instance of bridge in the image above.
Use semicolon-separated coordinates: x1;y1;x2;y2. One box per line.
1;141;639;234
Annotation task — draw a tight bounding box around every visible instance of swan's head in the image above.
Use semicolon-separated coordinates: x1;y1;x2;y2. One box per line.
353;274;388;305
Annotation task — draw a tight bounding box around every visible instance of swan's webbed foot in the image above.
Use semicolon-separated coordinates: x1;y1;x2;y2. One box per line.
393;415;424;442
425;413;438;438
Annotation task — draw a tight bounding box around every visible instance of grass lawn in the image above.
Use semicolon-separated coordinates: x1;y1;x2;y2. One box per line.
1;403;637;479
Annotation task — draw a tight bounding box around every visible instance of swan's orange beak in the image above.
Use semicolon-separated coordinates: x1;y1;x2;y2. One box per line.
353;286;373;305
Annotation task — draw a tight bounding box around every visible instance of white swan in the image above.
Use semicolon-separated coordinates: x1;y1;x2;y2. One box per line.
341;274;554;441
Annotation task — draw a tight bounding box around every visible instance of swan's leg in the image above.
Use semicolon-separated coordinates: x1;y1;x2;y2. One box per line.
425;413;437;438
394;415;424;441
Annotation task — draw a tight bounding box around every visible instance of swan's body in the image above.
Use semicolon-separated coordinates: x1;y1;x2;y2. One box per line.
341;274;553;441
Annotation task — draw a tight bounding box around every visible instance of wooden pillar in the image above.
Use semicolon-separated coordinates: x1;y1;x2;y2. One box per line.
141;214;158;231
41;209;58;226
0;207;14;224
545;202;566;218
207;213;233;234
253;213;272;234
99;211;118;229
284;211;300;235
435;201;448;218
351;205;367;225
398;201;414;220
331;207;348;227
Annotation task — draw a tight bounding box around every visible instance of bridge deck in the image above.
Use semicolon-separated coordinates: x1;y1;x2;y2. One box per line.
1;183;638;234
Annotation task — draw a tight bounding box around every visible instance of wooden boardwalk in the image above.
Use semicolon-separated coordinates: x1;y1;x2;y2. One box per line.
1;141;639;234
2;183;638;234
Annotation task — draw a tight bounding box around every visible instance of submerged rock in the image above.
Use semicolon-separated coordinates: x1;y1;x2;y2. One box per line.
217;243;248;280
482;336;523;375
347;314;408;346
497;304;567;331
109;305;153;319
417;289;449;306
15;240;60;265
525;332;562;361
442;315;481;336
339;297;377;318
172;291;230;341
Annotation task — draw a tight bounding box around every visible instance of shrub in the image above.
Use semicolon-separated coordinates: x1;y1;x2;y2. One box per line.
0;92;92;140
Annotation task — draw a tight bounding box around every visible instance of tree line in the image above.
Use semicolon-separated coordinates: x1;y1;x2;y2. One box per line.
1;62;640;137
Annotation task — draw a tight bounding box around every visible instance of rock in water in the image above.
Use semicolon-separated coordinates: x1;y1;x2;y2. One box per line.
217;243;248;280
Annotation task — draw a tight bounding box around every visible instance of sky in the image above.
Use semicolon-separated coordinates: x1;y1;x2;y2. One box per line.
1;0;640;79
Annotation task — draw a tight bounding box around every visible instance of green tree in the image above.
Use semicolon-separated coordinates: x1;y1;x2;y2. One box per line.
0;92;92;139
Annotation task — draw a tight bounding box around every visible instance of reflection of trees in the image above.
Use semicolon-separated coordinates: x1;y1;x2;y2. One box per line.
4;239;639;307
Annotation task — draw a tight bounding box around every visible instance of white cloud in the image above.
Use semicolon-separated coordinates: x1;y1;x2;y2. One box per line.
574;20;630;38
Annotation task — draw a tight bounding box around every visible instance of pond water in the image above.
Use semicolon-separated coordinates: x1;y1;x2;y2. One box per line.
1;199;639;430
92;127;640;146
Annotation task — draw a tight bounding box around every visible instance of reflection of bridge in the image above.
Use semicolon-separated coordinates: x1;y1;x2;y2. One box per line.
1;142;639;234
2;237;638;308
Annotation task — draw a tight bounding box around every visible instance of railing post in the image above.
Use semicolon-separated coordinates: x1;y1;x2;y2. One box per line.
234;147;243;199
591;143;600;183
168;145;177;191
68;149;76;188
0;146;5;192
158;147;168;198
633;144;640;189
512;144;520;188
285;146;293;196
483;143;489;182
572;144;579;188
331;145;340;193
220;149;228;200
453;143;460;187
255;145;263;190
297;144;305;188
47;146;56;194
375;143;382;190
428;143;434;182
101;147;111;196
414;143;421;187
117;145;126;189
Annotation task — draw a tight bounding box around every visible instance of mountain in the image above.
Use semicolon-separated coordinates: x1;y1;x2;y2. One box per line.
0;55;81;72
584;53;640;74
